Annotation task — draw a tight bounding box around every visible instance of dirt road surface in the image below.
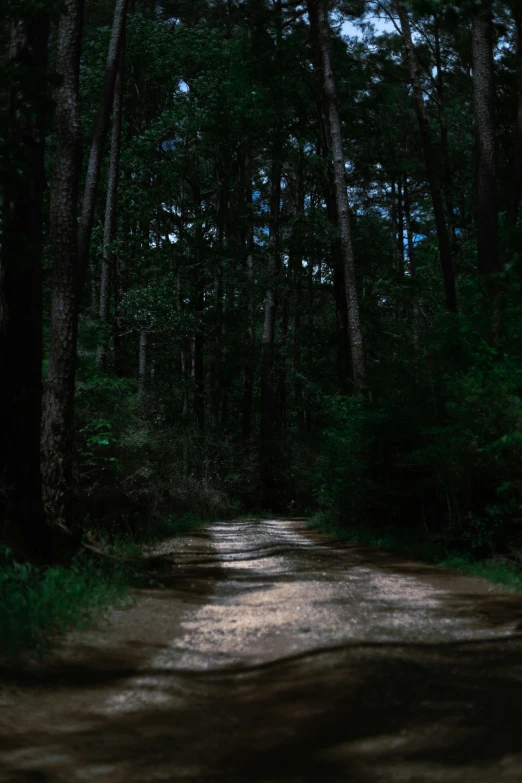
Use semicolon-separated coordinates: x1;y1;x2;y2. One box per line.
2;518;522;782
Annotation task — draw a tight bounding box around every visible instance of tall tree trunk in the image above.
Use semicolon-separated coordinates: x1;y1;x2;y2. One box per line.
113;253;127;375
177;270;189;475
391;178;398;271
394;0;458;312
211;172;225;428
397;178;405;275
306;256;314;432
404;177;421;350
260;151;281;497
241;153;255;442
472;0;500;275
192;180;205;431
176;177;190;473
310;0;367;390
96;33;126;369
42;0;85;539
322;174;350;392
138;328;148;403
507;10;522;231
314;40;351;393
404;178;417;278
77;0;128;296
0;18;52;562
433;23;457;252
293;154;307;429
275;283;288;435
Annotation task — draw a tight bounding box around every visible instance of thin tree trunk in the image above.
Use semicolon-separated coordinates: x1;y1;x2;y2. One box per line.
394;0;458;312
77;0;128;296
138;329;148;403
306;256;314;432
211;268;223;428
507;11;522;230
324;160;350;392
404;178;417;278
176;176;190;473
434;22;457;252
310;0;367;390
276;286;288;435
260;152;282;494
96;33;125;369
293;153;307;428
397;178;405;275
113;252;127;375
177;269;189;475
0;18;52;562
391;178;398;271
241;152;255;441
211;172;225;428
472;0;500;275
192;180;205;430
404;177;421;350
42;0;85;539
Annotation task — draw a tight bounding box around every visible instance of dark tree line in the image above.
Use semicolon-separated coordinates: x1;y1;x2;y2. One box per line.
2;0;522;562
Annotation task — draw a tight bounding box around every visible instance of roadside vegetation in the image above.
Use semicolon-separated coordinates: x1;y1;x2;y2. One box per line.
0;512;213;660
308;514;522;593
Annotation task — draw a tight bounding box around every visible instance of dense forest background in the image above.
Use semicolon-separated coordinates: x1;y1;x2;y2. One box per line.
2;0;522;568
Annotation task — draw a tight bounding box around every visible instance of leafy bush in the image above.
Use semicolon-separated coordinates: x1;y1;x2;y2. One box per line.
316;304;522;554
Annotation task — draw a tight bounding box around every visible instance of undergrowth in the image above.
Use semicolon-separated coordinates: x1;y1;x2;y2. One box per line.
307;512;522;592
0;511;213;660
0;546;129;659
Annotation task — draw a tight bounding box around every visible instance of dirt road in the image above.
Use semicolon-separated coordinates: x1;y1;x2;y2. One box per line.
2;518;522;782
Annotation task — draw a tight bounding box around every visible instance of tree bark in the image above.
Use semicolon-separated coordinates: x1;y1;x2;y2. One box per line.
260;152;281;493
306;256;314;432
314;35;351;395
192;179;205;430
472;0;500;275
96;33;126;369
324;174;350;392
138;328;148;403
77;0;128;296
397;178;405;275
293;150;307;429
275;282;288;435
177;270;189;474
211;172;225;428
434;22;458;252
241;153;255;442
42;0;85;538
394;0;458;312
310;0;367;390
0;19;52;562
404;177;421;350
507;10;522;230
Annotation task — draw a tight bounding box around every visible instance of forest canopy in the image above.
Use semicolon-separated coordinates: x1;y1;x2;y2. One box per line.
2;0;522;565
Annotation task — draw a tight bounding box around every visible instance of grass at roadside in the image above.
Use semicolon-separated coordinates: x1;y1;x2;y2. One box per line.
307;512;522;592
0;547;129;659
0;512;211;660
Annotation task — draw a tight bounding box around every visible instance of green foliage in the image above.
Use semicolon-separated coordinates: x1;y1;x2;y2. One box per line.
0;546;128;659
316;276;522;554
